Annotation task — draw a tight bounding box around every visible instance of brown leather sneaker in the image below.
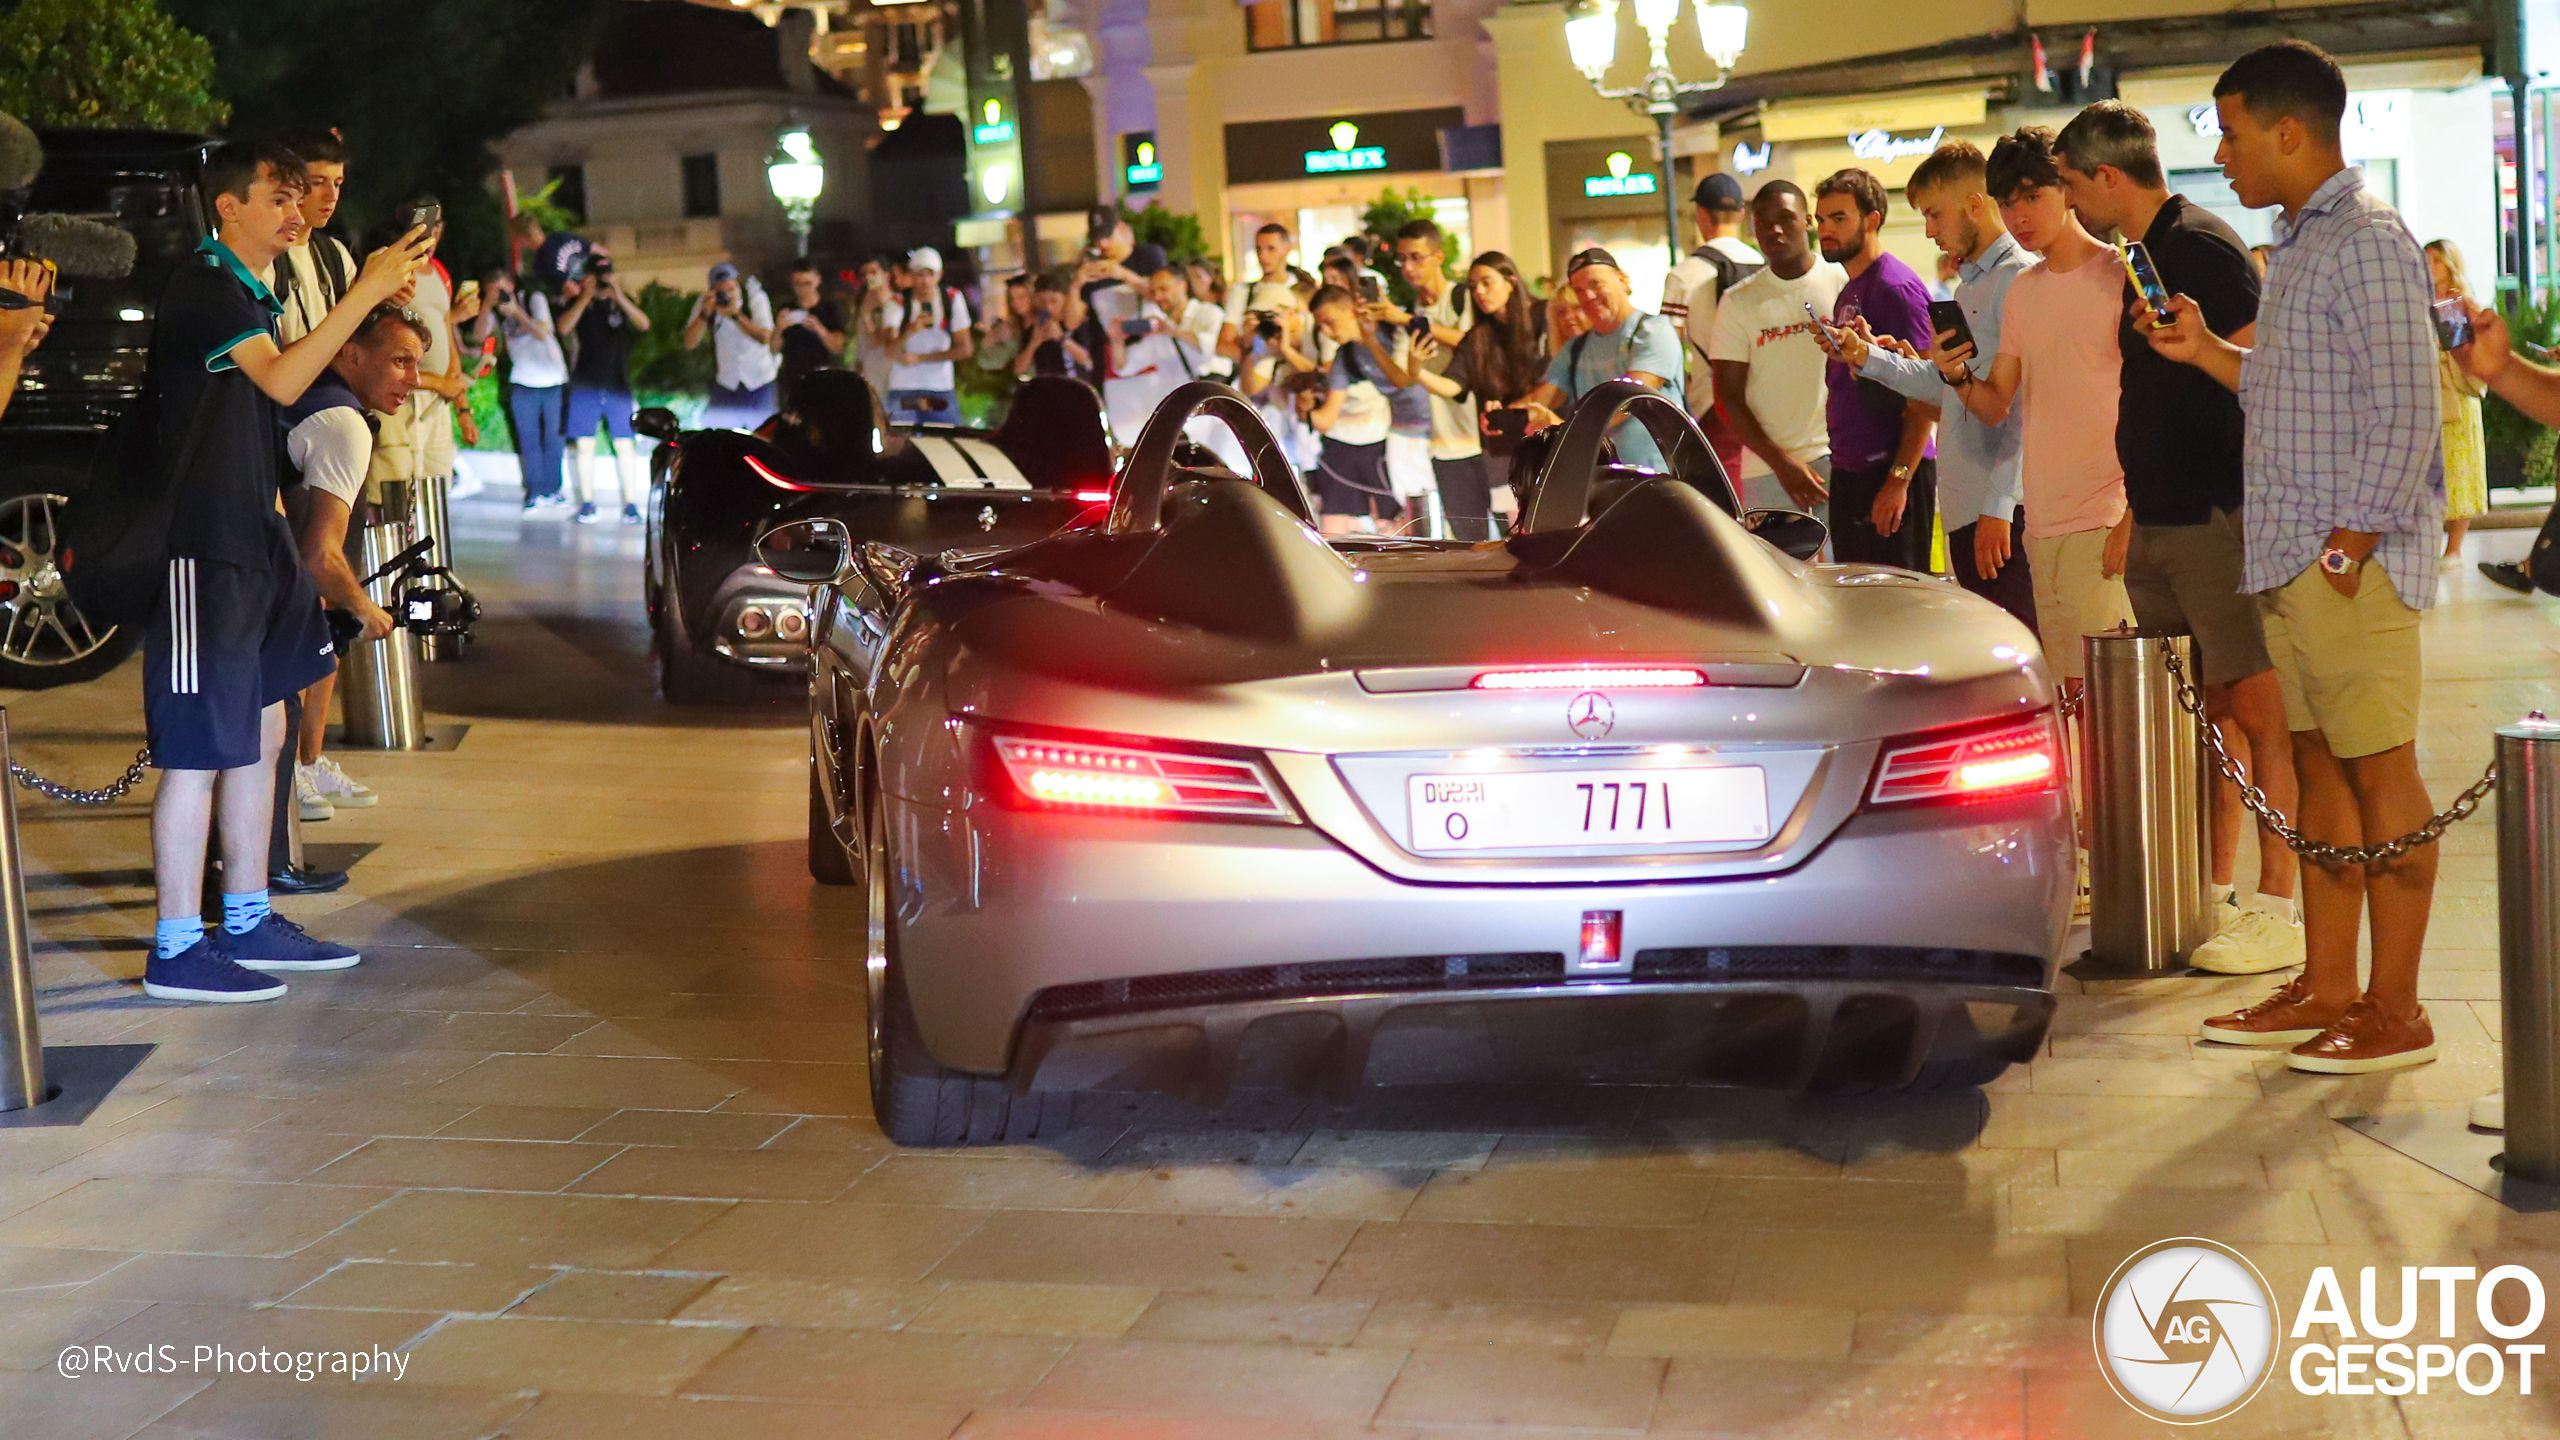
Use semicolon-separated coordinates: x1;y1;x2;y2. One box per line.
2287;999;2437;1074
2198;977;2350;1048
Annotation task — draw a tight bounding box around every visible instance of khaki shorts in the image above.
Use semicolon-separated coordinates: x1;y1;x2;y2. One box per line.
2256;561;2422;758
2123;508;2275;688
2025;527;2134;681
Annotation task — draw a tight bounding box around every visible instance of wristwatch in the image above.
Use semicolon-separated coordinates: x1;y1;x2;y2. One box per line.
1889;464;1914;483
2318;545;2358;576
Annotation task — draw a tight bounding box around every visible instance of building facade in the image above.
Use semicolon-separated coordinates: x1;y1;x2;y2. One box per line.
493;3;876;292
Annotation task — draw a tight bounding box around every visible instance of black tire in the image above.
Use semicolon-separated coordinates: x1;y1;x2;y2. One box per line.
808;758;856;885
655;612;745;704
863;786;1067;1146
0;468;139;690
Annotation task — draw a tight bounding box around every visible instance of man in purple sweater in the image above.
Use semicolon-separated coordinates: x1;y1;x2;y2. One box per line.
1813;168;1939;570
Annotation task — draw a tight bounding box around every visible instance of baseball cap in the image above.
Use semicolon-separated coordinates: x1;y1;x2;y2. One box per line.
907;246;943;273
1565;247;1622;278
1694;173;1745;211
1127;243;1169;277
707;261;739;284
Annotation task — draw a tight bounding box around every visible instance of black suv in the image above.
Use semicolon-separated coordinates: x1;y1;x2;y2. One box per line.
0;128;213;688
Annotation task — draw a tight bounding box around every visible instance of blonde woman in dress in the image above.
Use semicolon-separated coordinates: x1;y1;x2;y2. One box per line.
2428;239;2489;561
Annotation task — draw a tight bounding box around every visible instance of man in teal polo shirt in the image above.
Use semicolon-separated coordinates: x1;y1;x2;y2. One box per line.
141;139;426;1004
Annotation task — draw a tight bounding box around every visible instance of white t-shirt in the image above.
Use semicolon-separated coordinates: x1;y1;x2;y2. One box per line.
1706;260;1847;477
288;406;372;507
1322;340;1396;447
885;289;973;393
275;234;355;345
1412;283;1480;460
1662;235;1762;416
500;291;569;389
404;265;457;478
710;277;781;391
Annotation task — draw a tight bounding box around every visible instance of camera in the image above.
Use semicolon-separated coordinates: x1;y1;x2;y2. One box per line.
331;537;481;656
586;254;614;280
1406;311;1431;340
1248;310;1282;342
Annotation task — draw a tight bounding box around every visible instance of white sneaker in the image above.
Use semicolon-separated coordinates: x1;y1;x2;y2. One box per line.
2073;851;2092;920
310;755;378;809
2473;1092;2505;1131
447;471;485;500
294;765;334;823
2189;906;2306;975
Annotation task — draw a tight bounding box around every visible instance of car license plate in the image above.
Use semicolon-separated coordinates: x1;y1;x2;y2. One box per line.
1406;767;1769;852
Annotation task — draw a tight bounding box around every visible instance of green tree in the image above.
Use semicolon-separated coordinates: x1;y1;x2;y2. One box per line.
1121;201;1207;264
162;0;611;278
0;0;229;131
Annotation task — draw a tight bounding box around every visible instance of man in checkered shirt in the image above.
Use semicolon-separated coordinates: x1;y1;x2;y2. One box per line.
2138;41;2447;1076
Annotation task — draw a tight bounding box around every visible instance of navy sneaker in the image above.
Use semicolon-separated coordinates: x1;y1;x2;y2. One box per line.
216;914;361;972
144;938;288;1003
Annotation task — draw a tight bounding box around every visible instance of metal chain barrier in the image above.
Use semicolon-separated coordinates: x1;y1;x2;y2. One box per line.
2159;649;2496;866
8;747;152;806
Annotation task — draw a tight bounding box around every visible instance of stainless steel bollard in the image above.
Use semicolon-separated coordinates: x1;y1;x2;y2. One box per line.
412;474;463;662
2498;712;2560;1184
2084;630;2213;972
0;713;49;1112
339;520;427;750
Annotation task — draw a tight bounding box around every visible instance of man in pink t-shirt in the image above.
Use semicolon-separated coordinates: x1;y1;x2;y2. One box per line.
1931;127;2134;689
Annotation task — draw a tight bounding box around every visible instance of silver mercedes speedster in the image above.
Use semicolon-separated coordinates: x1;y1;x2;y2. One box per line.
758;380;2073;1146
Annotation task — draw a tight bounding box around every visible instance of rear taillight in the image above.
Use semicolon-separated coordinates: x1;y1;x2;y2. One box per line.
986;730;1296;822
1867;715;2062;808
1472;667;1706;691
1073;490;1112;503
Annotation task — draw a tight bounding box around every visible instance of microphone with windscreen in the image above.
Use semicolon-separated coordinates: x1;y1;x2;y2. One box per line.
0;108;139;316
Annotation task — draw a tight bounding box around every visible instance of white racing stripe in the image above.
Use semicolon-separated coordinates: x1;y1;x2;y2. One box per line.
951;438;1031;490
908;436;980;488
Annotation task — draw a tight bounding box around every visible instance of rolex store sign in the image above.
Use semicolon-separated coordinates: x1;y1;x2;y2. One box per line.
1583;152;1659;198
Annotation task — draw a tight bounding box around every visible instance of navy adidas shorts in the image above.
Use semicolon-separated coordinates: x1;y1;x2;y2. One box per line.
144;557;337;772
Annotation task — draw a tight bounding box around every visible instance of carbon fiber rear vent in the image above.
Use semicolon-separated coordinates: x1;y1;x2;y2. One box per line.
1633;946;2047;987
1027;953;1567;1021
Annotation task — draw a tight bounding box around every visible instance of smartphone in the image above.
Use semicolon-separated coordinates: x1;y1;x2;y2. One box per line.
1926;299;1974;357
2430;295;2474;351
1357;275;1382;304
1803;301;1843;359
1120;317;1154;339
404;200;442;236
2121;241;2173;325
454;280;480;309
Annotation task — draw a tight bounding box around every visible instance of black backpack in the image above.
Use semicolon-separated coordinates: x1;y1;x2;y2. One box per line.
58;365;230;630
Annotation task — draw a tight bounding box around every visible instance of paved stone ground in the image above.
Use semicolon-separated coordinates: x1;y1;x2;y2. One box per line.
0;490;2556;1438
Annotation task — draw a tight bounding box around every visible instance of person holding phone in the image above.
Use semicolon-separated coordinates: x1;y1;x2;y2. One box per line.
556;241;653;523
2135;42;2445;1076
1708;182;1848;516
1407;252;1547;531
883;247;972;427
1808;168;1939;571
1829;143;2036;631
2057;100;2303;976
1518;249;1683;476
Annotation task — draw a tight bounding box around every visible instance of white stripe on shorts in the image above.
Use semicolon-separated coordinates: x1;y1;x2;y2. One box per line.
167;558;197;695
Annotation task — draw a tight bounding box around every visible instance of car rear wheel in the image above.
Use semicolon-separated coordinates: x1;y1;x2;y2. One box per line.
808;758;856;885
655;609;746;704
863;786;1068;1147
0;473;139;690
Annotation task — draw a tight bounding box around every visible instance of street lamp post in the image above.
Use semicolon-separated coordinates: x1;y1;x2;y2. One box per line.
767;127;827;258
1564;0;1748;265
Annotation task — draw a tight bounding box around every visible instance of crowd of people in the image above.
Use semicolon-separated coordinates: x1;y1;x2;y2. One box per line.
0;38;2526;1066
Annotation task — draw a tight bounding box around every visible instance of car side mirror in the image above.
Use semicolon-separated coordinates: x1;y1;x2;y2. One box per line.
756;517;852;584
634;407;681;443
1743;508;1827;562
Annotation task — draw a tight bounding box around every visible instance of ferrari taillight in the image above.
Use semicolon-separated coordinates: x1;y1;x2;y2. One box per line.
987;731;1296;822
1867;716;2062;808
